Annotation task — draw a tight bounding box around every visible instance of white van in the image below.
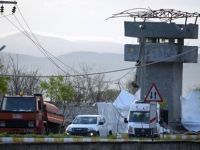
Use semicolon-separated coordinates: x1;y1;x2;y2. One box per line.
66;115;112;136
124;102;160;137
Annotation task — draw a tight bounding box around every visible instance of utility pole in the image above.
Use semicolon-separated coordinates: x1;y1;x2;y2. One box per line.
0;1;17;14
0;1;17;51
139;37;145;101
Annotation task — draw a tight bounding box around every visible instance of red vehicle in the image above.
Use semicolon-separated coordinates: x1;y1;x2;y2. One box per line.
0;94;64;134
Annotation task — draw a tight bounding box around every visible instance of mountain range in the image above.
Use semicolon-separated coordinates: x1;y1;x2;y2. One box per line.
0;33;123;57
0;33;200;95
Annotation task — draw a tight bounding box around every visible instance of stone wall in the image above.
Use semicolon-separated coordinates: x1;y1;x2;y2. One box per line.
63;104;98;124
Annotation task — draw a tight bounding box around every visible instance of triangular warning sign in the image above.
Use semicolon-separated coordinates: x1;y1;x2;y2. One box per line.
145;83;163;102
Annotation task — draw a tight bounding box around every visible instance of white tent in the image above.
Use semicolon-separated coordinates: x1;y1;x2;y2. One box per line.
113;90;138;117
97;90;137;134
97;102;127;134
180;91;200;132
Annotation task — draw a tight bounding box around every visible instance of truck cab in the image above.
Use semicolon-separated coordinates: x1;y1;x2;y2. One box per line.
124;102;160;137
0;94;64;134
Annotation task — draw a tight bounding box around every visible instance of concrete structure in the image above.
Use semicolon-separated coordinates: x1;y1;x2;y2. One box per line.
124;21;198;127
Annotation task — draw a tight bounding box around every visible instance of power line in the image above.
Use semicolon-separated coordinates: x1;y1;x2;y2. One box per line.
5;6;133;84
14;5;82;75
11;6;116;84
110;46;200;82
1;46;199;78
1;12;114;83
9;12;114;83
1;14;199;80
1;5;199;82
3;15;70;75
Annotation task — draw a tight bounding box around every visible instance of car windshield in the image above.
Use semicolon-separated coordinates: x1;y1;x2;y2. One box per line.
129;111;150;123
1;97;36;112
72;116;97;124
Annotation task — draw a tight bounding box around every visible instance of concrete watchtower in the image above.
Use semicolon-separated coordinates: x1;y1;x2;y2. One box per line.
109;9;199;128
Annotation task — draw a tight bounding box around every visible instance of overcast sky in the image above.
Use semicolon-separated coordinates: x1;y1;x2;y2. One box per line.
0;0;200;44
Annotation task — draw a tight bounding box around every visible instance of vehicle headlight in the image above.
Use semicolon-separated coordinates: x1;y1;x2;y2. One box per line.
0;121;5;127
89;132;94;136
28;121;34;127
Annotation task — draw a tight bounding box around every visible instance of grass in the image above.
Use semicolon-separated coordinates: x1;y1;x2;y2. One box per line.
1;133;200;142
0;132;68;138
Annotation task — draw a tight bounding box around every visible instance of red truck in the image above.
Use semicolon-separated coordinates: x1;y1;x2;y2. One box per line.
0;94;64;134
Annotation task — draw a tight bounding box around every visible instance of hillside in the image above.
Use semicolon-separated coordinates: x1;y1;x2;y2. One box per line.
0;52;134;80
0;33;123;57
0;32;199;94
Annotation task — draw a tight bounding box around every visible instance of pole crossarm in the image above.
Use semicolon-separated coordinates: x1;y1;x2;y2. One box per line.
0;1;17;4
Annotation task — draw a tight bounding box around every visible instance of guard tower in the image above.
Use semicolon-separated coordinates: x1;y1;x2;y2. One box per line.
108;9;199;128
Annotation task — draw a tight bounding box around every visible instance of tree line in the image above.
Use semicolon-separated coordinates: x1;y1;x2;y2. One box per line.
0;56;128;105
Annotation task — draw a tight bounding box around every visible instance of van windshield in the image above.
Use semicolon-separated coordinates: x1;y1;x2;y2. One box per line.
73;116;97;124
129;111;150;123
1;97;36;112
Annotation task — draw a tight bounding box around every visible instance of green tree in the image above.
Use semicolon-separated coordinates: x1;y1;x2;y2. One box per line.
0;63;9;96
40;76;75;103
0;76;9;95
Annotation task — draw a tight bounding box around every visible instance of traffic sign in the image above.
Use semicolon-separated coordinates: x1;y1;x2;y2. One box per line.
144;83;163;102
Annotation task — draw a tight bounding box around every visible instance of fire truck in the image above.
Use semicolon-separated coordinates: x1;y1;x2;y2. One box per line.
0;94;64;134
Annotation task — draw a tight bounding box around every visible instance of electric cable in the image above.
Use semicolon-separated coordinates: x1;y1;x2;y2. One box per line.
1;46;199;78
3;14;70;75
14;6;81;75
12;6;115;84
1;6;199;84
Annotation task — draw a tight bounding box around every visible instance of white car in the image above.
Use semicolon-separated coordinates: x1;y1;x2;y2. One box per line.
66;115;112;136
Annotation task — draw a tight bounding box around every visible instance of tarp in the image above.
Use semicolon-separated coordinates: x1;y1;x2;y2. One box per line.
97;102;127;134
180;91;200;132
97;90;138;134
113;90;137;117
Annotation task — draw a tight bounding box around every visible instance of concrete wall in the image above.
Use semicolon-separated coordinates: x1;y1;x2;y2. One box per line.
124;22;198;39
124;21;198;128
124;44;198;63
1;142;200;150
136;63;183;125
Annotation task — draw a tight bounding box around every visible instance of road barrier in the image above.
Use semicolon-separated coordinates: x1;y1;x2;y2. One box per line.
0;134;200;144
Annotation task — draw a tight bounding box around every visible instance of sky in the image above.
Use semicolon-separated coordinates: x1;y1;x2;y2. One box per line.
0;0;199;92
0;0;200;46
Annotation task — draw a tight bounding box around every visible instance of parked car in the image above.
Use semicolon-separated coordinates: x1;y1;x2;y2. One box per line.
66;115;112;136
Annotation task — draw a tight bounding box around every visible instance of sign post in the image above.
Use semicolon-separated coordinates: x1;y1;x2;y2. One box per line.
145;83;163;140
